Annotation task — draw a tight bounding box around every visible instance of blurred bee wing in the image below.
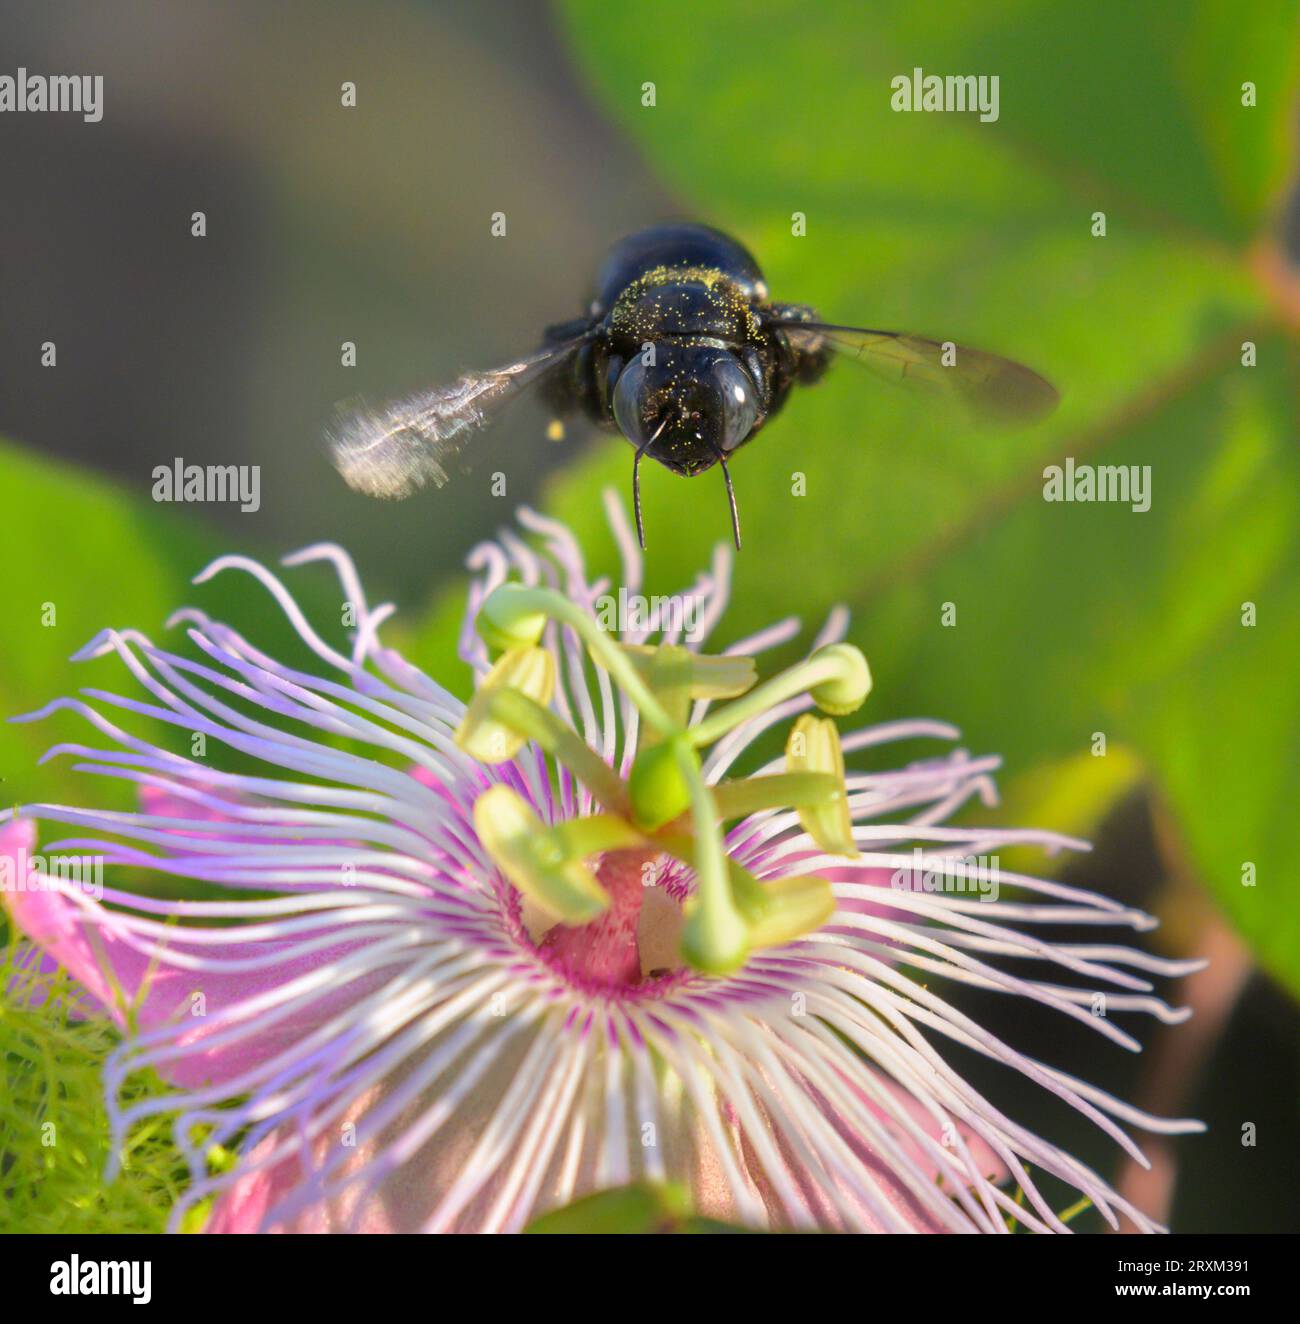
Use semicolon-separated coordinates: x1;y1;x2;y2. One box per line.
768;317;1059;426
330;334;591;499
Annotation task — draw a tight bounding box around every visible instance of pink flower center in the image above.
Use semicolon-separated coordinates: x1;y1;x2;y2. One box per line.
539;848;658;991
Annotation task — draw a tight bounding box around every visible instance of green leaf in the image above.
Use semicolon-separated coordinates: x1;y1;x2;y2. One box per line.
0;441;219;810
541;1;1300;990
0;439;334;814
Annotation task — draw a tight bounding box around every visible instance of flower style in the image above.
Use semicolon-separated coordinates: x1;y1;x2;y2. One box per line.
0;494;1204;1233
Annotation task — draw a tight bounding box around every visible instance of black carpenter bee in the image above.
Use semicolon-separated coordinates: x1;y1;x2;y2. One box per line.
331;223;1057;549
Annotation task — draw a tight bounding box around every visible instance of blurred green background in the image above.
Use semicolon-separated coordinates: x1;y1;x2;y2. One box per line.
0;0;1296;1232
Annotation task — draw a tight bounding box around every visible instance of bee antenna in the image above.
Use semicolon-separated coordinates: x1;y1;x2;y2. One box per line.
715;450;742;550
632;442;650;550
632;418;670;551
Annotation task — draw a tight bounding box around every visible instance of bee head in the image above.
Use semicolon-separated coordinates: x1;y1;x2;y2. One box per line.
612;344;759;475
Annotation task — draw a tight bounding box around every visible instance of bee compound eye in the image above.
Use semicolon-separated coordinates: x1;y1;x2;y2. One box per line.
711;356;759;451
612;358;656;445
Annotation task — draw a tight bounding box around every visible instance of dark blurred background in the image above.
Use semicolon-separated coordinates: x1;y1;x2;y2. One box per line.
0;0;1294;1234
0;0;669;603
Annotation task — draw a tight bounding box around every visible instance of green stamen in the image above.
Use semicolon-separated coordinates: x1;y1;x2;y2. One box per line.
476;590;549;653
785;715;858;856
462;587;869;976
454;645;556;763
612;643;757;702
672;741;749;974
687;642;871;747
710;771;842;822
473;785;611;925
477;585;676;735
467;687;628;814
